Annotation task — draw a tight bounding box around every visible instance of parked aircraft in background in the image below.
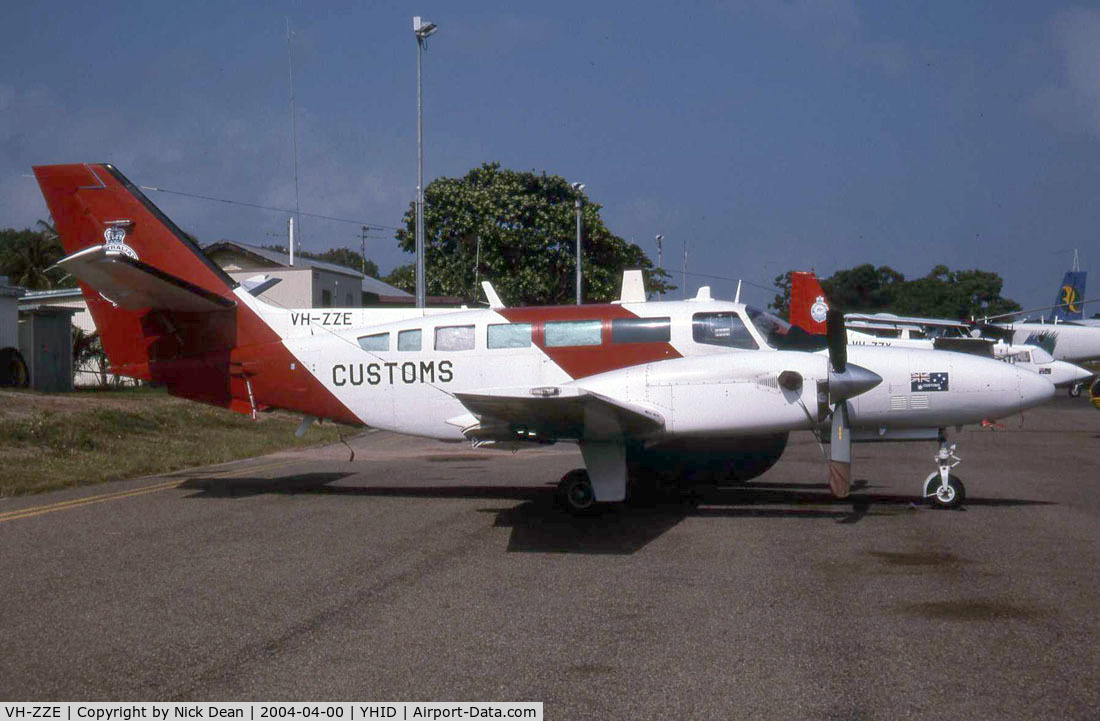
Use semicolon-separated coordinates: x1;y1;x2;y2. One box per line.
790;271;1094;396
34;164;1054;513
974;269;1100;365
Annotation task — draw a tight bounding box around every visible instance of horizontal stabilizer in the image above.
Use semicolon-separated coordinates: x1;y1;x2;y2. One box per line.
54;245;236;312
455;386;664;442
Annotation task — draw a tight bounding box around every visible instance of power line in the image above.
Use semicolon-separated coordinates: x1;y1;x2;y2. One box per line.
679;269;781;294
137;185;403;231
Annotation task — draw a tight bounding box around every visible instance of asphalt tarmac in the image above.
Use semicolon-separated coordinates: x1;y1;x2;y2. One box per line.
1;397;1097;719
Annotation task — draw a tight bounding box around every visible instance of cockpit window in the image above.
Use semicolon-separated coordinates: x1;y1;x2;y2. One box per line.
745;306;829;351
692;312;758;349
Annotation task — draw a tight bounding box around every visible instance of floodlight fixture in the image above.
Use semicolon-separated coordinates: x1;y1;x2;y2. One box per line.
414;16;437;40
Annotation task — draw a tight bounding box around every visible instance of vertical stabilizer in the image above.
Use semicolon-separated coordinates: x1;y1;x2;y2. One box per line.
1050;270;1086;322
789;271;830;335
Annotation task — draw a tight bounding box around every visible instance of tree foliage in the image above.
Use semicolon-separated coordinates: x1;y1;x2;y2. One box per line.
0;221;75;290
395;162;672;306
770;263;1019;320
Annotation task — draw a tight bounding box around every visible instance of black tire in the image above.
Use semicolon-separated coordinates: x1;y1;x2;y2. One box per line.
0;347;29;388
557;469;599;515
923;473;966;510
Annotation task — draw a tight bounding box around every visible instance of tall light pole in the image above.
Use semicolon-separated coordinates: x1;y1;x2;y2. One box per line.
414;16;437;309
572;182;585;304
655;234;663;299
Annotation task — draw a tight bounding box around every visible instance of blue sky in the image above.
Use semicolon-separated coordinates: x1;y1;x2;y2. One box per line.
3;1;1100;311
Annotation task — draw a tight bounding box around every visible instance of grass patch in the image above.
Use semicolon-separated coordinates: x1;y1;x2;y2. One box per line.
0;387;352;496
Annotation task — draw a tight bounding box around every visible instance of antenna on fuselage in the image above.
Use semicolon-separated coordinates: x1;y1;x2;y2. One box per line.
734;279;742;304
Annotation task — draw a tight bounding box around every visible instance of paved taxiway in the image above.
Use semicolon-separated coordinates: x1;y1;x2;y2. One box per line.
1;398;1097;719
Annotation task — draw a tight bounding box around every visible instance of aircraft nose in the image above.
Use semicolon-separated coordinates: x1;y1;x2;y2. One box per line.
1072;365;1094;384
1017;367;1056;410
829;362;882;403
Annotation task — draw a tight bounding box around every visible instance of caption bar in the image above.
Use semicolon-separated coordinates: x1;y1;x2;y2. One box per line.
1;704;542;721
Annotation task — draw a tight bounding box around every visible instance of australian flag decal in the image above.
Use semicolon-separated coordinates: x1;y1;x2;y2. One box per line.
911;371;949;392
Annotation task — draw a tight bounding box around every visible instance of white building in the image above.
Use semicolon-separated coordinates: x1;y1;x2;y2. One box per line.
203;241;413;308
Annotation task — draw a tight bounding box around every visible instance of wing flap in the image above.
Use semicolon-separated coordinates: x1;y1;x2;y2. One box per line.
454;386;664;442
54;245;236;312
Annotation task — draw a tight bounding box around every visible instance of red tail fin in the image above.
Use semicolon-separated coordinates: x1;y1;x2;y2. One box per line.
33;163;358;424
789;271;829;336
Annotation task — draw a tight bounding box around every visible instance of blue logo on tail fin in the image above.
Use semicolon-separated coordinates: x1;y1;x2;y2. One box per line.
1050;271;1086;321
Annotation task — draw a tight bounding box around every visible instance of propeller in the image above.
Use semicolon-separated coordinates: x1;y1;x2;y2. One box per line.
824;309;879;498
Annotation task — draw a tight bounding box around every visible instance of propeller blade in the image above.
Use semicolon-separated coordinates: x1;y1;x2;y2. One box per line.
828;400;852;498
826;309;847;374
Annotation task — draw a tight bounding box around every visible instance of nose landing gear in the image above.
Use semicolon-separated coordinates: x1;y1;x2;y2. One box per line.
922;430;966;509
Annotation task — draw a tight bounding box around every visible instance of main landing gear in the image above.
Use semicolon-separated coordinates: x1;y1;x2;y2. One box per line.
557;469;599;515
922;430;966;510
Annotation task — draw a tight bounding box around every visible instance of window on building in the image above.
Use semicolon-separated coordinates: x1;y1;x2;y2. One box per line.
545;320;602;347
435;325;475;351
321;289;332;308
398;329;422;351
692;313;757;349
611;317;670;344
487;323;532;349
357;332;389;351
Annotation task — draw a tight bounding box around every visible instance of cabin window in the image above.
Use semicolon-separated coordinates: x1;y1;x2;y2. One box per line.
545;320;602;347
692;313;758;349
611;317;671;344
398;329;422;351
357;332;389;351
487;323;532;349
435;325;475;351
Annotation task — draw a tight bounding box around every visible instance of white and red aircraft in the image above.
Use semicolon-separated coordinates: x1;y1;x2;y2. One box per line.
35;164;1054;512
787;271;1094;393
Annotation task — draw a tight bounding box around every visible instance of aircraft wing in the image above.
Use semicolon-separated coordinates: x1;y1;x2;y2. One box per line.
453;386;665;442
53;244;236;312
845;313;971;329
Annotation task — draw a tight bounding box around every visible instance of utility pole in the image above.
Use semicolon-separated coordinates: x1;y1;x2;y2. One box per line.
360;226;369;275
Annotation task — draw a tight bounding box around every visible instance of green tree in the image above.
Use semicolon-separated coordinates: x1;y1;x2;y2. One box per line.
0;220;75;290
769;263;1019;320
384;263;414;293
892;265;1020;319
820;264;905;313
395;162;672;305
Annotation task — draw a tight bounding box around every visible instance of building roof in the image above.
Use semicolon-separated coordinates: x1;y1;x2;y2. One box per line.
0;276;25;299
204;240;412;298
21;288;84;302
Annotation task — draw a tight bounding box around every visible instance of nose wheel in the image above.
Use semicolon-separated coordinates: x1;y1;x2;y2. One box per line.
922;431;966;509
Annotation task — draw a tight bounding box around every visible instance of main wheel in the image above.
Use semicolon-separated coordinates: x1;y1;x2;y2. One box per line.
922;473;966;510
557;469;598;515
